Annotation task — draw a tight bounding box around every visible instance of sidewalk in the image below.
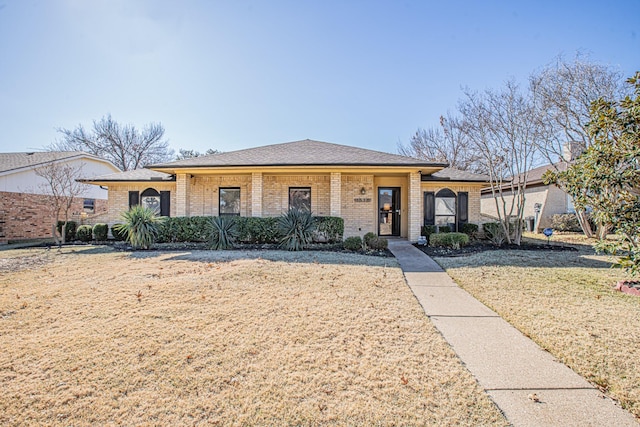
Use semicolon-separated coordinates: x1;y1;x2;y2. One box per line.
388;239;637;427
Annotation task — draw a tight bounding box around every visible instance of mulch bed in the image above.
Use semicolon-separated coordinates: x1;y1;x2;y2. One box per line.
415;241;579;258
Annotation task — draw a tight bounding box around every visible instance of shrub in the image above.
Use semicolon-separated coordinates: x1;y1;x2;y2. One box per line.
278;209;315;251
56;220;77;242
208;216;238;250
113;205;165;249
111;223;127;241
551;213;581;232
343;236;363;251
367;236;388;250
429;232;469;249
421;225;436;239
460;223;479;237
363;232;377;247
438;225;451;233
313;216;344;243
235;217;281;243
93;223;108;241
76;225;93;242
157;217;210;243
482;222;507;246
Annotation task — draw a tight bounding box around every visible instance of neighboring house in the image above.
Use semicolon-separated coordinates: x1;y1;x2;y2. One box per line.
480;162;572;231
0;152;120;242
83;140;489;241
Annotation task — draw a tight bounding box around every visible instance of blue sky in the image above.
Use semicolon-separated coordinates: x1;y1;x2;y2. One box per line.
0;0;638;156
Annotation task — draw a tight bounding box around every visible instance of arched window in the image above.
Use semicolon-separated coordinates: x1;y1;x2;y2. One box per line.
423;188;469;231
140;188;161;215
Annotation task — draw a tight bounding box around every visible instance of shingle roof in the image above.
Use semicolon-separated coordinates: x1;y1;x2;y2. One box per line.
0;151;97;174
423;167;490;182
524;162;569;184
80;168;174;182
148;139;447;169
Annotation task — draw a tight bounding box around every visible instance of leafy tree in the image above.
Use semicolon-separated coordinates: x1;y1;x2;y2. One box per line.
50;114;173;171
530;54;625;237
545;72;640;275
175;148;220;160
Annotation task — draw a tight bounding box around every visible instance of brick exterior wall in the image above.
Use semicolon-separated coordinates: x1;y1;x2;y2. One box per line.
106;183;176;225
262;175;331;217
421;182;484;225
188;175;252;217
0;191;108;242
341;175;375;237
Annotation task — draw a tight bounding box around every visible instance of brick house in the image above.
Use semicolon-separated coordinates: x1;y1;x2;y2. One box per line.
83;140;488;241
0;152;120;242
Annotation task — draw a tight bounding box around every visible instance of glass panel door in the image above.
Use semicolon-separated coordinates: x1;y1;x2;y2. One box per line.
378;187;401;236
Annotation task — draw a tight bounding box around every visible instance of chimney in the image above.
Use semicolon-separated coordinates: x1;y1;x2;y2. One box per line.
562;142;583;162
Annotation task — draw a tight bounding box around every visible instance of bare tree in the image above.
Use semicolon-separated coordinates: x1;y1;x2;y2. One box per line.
529;53;625;237
175;148;220;160
458;80;540;245
35;161;88;245
398;114;486;173
50;114;173;171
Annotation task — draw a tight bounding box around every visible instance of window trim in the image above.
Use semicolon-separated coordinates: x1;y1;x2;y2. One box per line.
219;187;241;216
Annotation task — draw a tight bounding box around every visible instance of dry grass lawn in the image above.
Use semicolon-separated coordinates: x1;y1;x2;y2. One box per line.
435;242;640;419
0;246;505;426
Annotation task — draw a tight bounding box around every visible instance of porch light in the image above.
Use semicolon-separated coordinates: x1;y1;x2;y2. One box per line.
360;187;366;195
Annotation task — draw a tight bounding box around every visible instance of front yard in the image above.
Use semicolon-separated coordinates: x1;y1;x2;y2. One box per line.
434;239;640;419
0;246;505;426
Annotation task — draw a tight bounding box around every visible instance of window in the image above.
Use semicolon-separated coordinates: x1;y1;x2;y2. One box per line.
435;189;456;227
289;187;311;212
423;188;468;231
141;188;161;215
83;198;95;214
130;189;171;216
219;188;241;216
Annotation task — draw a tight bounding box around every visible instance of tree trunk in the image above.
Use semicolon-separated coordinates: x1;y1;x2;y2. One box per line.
576;209;594;238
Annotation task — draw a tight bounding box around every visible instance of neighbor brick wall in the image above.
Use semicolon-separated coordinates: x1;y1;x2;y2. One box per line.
0;191;107;242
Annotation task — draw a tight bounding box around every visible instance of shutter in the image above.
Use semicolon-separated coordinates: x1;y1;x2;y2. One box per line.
457;192;468;230
160;191;171;217
423;192;435;225
128;191;139;208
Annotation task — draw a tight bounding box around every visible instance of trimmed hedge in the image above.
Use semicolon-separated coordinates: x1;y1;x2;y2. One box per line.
93;223;108;241
429;232;469;249
76;225;93;242
313;216;344;243
157;217;211;243
367;236;388;250
438;225;451;233
235;217;281;243
111;223;127;241
343;236;362;251
56;220;77;241
460;223;479;237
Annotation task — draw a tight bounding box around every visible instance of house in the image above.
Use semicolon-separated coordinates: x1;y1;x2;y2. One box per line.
83;140;489;241
0;151;120;242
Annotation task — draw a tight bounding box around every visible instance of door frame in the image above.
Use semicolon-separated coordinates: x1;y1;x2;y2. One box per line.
378;187;401;236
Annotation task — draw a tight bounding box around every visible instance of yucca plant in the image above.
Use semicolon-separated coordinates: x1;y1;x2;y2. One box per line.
113;205;164;250
278;208;315;251
208;216;238;250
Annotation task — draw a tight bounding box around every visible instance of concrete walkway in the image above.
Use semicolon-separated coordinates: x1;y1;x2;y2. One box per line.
388;239;638;427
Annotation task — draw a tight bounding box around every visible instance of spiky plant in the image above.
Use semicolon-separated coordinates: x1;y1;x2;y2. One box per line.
278;208;315;251
208;216;238;250
113;205;164;250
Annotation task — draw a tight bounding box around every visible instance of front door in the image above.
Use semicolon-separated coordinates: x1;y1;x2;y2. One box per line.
378;187;401;236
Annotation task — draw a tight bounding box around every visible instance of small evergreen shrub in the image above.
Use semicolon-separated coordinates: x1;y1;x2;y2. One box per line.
278;209;315;251
460;223;479;237
76;225;93;242
157;217;210;243
438;225;451;233
551;213;581;232
93;223;108;241
343;236;363;251
363;232;377;248
429;232;469;249
111;223;127;241
367;236;388;250
208;216;238;250
421;225;436;238
313;216;344;243
57;220;77;242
